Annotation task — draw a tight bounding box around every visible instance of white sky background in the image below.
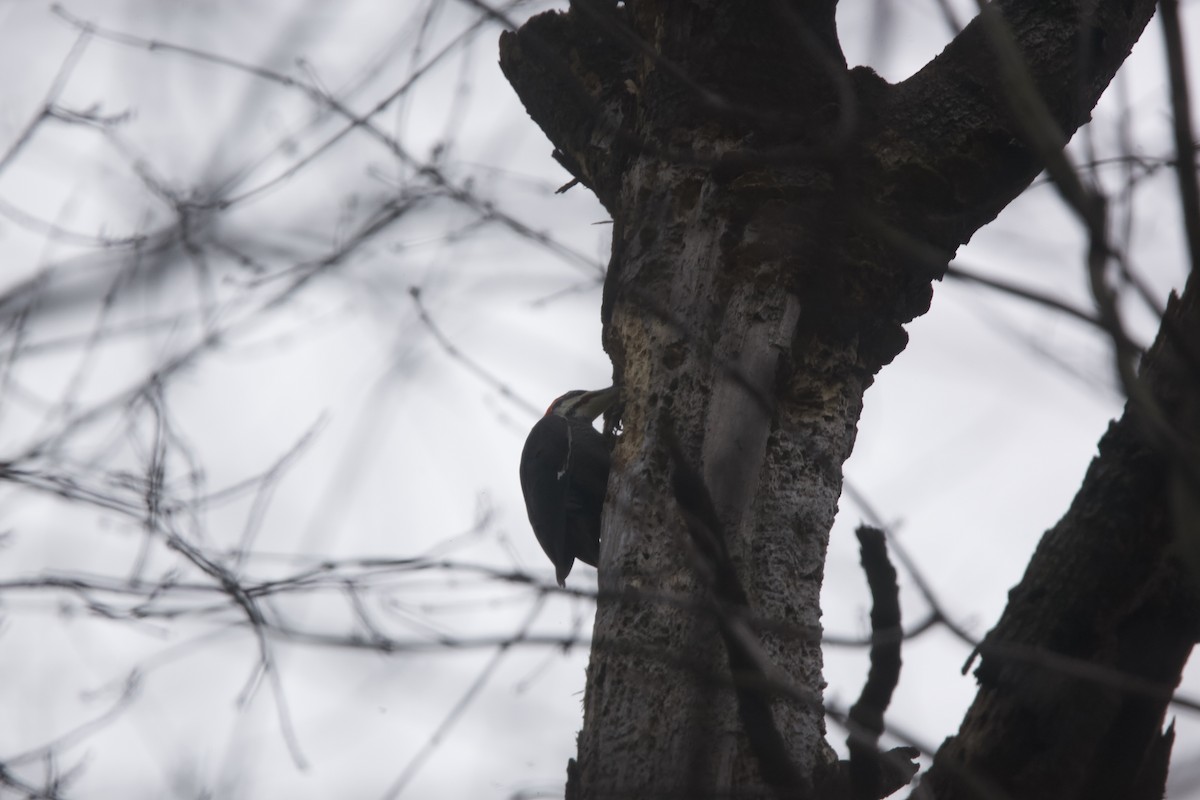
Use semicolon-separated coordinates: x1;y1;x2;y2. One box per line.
0;0;1196;798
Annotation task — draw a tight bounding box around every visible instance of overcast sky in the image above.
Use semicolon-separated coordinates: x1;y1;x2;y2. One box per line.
0;0;1197;797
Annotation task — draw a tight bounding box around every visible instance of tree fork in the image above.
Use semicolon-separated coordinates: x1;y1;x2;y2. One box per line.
500;0;1165;796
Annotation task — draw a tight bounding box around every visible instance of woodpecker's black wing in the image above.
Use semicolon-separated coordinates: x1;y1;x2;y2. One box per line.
561;417;608;567
520;414;571;579
519;415;610;586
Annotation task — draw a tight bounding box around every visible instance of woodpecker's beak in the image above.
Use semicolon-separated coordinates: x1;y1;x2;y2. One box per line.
572;386;619;421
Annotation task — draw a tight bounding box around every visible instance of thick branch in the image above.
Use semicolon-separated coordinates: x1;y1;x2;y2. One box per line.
922;274;1200;799
876;0;1158;256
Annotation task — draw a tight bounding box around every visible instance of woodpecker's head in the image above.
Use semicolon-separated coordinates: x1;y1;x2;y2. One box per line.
546;386;619;421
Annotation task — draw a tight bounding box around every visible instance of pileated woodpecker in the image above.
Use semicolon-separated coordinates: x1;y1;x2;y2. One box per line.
519;386;618;586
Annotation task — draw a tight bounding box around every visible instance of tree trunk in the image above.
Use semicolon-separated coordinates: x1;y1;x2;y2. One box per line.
499;0;1165;796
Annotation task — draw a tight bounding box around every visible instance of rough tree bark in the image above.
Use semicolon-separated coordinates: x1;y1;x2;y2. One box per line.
919;274;1200;800
499;0;1182;797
